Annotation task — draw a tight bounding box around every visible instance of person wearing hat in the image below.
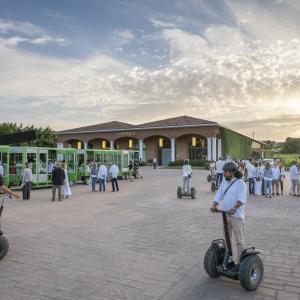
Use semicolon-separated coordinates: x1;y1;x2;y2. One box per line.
210;162;247;267
182;159;192;193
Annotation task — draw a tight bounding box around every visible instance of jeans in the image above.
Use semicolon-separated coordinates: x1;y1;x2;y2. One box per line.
99;179;106;191
292;179;299;195
216;173;223;188
111;178;119;191
22;182;31;200
91;176;97;192
264;180;272;195
248;178;255;194
183;176;190;193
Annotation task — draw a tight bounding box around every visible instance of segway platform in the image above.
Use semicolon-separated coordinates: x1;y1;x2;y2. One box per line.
177;186;196;199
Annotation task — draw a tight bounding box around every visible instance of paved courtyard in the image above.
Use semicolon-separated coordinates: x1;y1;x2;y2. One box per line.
1;167;300;300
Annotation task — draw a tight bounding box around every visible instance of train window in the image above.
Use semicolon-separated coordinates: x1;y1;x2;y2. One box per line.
39;153;47;174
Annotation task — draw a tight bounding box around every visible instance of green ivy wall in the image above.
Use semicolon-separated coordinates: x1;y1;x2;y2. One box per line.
219;128;252;160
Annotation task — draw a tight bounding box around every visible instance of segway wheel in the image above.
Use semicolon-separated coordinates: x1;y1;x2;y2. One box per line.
0;235;9;260
204;246;220;278
190;187;196;199
211;181;216;192
207;175;212;182
177;187;182;198
239;255;264;291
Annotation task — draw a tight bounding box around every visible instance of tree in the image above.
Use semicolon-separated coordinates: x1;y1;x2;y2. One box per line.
281;137;300;154
0;123;57;147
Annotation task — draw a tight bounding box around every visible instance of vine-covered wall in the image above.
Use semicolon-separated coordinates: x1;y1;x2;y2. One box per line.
219;127;252;160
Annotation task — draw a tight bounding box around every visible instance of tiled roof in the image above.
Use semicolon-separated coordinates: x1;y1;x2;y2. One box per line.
57;116;217;133
58;121;134;133
137;116;216;128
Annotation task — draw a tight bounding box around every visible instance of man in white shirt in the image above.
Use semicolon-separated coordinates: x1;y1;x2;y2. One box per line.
109;162;120;192
98;162;108;192
215;157;224;189
271;162;280;196
290;161;299;196
247;159;256;195
182;159;192;193
210;162;247;265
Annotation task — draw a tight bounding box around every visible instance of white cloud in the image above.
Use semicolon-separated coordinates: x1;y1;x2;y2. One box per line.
0;18;44;36
111;29;135;45
149;17;177;29
0;18;69;47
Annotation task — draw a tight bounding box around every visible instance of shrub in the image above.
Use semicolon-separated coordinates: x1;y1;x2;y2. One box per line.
169;160;209;169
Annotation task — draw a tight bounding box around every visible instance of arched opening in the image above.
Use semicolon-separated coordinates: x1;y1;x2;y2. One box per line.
144;135;171;166
88;138;110;150
176;134;207;161
114;136;139;151
64;139;85;149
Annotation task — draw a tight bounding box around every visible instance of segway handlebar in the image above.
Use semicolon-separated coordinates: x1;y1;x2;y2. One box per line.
215;209;227;214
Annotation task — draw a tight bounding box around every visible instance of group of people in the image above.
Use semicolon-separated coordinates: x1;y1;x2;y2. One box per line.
89;161;120;192
210;157;300;198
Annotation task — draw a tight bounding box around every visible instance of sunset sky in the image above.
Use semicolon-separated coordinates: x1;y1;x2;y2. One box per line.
0;0;300;141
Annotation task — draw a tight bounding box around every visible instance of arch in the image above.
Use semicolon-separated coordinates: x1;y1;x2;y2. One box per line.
143;135;172;166
114;136;139;150
64;139;85;149
87;138;110;150
175;134;208;161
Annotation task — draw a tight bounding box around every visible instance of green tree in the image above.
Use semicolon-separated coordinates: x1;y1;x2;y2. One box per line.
0;123;57;147
281;137;300;154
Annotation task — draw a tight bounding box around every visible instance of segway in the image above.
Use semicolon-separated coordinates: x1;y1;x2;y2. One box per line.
211;175;217;192
204;209;264;291
177;186;196;199
0;194;10;260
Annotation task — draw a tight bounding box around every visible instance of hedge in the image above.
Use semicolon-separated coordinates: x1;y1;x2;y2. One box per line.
169;160;209;169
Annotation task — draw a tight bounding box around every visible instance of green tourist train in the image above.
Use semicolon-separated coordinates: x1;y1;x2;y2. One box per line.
0;146;138;188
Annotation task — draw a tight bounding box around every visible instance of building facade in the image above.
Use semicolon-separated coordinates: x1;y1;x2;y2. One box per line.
56;116;266;165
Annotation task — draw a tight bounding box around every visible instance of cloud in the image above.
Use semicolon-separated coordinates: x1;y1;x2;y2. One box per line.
149;17;178;29
0;18;69;47
1;2;300;141
111;29;135;45
0;18;44;36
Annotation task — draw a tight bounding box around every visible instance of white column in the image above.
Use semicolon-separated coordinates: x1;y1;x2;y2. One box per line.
110;140;114;150
171;138;176;162
207;138;212;161
212;137;217;161
218;139;222;159
84;142;88;150
138;139;143;160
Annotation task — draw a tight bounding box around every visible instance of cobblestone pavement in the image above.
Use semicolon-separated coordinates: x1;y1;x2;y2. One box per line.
1;167;300;300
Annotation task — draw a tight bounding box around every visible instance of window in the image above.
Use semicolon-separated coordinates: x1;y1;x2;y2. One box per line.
189;137;207;160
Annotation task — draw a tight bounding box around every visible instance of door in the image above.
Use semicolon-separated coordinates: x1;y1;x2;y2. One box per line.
161;149;171;166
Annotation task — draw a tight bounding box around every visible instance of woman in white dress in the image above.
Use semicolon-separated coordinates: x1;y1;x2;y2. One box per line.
61;162;72;199
254;161;263;197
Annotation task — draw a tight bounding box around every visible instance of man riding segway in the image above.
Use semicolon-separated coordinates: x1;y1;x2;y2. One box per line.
205;161;264;290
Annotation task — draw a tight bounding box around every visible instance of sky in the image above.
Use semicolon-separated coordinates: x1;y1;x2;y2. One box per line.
0;0;300;141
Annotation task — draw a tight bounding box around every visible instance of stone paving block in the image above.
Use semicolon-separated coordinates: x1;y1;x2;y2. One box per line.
1;168;300;300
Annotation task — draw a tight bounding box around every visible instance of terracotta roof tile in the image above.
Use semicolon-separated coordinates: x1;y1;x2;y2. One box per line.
57;116;217;133
137;116;217;128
